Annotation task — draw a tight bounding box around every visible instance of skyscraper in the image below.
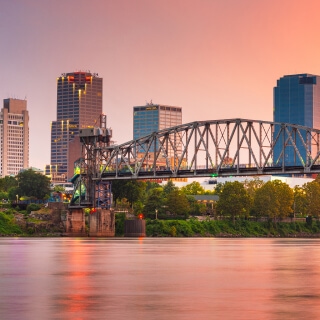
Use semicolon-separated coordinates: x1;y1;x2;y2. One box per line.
133;102;182;139
0;98;29;177
273;73;320;165
46;71;103;182
133;102;182;153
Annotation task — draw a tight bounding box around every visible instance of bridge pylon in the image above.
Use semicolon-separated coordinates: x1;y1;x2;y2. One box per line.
88;208;115;237
67;114;114;237
64;207;87;237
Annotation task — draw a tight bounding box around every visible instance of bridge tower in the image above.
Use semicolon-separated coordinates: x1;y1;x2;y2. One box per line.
66;114;114;237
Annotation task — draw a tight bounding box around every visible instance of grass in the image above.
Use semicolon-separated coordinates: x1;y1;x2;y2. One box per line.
0;211;23;235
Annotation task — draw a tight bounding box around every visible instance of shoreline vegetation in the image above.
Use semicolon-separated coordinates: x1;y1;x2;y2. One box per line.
1;210;320;238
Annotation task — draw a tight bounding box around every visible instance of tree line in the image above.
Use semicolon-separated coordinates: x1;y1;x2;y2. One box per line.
1;169;320;222
112;176;320;222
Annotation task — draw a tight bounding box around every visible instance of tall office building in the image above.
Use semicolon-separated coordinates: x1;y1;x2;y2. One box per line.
133;102;183;170
133;102;182;141
0;98;29;177
273;73;320;165
46;71;103;182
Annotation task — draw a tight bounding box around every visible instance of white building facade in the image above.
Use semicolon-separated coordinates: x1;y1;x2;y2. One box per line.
0;98;29;177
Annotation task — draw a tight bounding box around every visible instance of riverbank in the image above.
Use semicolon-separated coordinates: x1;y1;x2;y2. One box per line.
117;214;320;238
1;210;320;238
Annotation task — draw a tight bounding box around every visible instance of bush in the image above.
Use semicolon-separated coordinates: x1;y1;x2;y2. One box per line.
115;213;126;236
0;212;23;235
26;203;41;214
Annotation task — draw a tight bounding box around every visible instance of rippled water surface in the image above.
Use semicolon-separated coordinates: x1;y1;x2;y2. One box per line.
1;237;320;320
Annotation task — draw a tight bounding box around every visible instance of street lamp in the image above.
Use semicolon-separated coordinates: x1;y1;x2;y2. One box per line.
155;209;158;220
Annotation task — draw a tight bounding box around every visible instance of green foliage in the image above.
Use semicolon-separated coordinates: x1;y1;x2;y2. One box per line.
112;180;146;208
181;181;205;195
53;185;65;192
26;203;41;214
216;181;250;222
303;181;320;219
143;187;164;218
0;176;18;192
133;200;144;215
253;180;294;221
166;189;190;218
0;212;23;235
15;169;51;199
273;180;294;220
293;185;307;216
115;212;126;236
0;191;8;201
162;180;178;196
187;196;207;215
145;219;320;237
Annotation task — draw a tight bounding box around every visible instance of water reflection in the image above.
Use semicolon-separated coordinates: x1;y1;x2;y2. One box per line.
1;238;320;319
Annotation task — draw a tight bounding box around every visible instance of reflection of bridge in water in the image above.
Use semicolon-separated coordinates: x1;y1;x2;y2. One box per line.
66;118;320;236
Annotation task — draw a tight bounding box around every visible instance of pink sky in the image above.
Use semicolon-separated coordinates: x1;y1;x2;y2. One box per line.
1;0;320;170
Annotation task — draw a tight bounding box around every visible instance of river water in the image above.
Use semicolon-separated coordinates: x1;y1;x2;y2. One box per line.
1;238;320;320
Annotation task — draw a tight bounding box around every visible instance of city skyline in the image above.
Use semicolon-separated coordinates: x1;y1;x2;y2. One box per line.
1;0;320;170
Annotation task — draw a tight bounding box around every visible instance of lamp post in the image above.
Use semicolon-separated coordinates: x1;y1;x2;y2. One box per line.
155;209;158;220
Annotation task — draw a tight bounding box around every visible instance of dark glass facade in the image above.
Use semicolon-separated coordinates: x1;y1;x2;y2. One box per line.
133;104;182;153
273;74;320;165
46;72;103;181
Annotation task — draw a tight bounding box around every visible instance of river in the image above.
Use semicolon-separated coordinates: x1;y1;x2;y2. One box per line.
0;237;320;320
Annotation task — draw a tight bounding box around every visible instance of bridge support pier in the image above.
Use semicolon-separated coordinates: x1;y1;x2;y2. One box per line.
65;208;87;237
124;219;146;237
89;209;115;237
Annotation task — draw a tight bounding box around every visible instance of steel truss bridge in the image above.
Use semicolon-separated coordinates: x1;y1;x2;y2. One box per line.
70;118;320;208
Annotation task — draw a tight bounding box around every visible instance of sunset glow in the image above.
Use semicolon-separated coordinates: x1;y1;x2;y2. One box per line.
1;0;320;169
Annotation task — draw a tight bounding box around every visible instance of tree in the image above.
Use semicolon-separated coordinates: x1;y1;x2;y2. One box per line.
253;181;279;221
122;181;146;209
181;181;205;195
303;181;320;219
162;180;178;197
53;185;65;192
293;185;307;217
186;196;207;216
213;183;224;196
111;180;146;209
243;178;264;216
273;180;294;220
111;180;128;205
216;181;250;222
143;187;164;218
15;169;51;199
166;189;190;218
0;176;18;192
253;180;293;221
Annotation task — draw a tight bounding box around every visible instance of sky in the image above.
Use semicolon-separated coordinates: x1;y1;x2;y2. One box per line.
1;0;320;170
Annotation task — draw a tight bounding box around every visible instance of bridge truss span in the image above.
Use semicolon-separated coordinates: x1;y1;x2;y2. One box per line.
90;118;320;180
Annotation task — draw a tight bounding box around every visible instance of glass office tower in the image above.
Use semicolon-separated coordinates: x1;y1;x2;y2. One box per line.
46;71;103;182
273;73;320;165
133;102;182;154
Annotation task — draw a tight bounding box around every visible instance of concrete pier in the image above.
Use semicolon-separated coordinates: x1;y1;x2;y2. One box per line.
89;209;115;237
65;208;87;236
124;219;146;237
